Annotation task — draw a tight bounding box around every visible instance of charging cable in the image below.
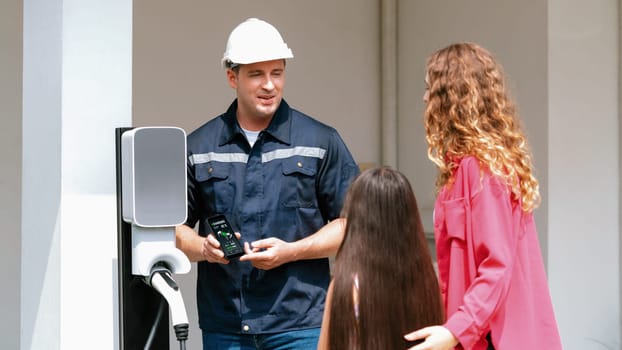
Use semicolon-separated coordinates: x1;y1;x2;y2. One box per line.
143;298;166;350
145;264;189;350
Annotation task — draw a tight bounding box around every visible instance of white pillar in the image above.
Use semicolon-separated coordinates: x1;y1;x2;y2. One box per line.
548;0;620;348
21;0;132;349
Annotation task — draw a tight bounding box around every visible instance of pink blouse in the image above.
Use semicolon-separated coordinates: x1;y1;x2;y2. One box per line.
434;156;562;350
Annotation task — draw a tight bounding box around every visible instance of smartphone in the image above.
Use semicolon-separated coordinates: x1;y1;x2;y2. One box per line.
206;214;244;260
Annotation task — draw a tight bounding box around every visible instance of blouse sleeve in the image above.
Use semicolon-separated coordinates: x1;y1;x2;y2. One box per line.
444;169;521;349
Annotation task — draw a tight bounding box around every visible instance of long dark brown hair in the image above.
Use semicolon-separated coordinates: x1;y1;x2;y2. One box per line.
328;166;443;349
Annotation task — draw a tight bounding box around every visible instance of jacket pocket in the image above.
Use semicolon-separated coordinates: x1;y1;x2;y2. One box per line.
280;157;318;208
195;162;234;213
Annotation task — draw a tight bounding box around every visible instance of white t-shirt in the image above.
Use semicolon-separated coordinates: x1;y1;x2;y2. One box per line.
242;128;260;147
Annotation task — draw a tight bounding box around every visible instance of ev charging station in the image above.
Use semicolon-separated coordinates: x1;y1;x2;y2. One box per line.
115;127;191;349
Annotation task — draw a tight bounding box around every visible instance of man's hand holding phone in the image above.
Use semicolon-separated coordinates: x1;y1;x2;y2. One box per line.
202;231;243;264
204;214;245;263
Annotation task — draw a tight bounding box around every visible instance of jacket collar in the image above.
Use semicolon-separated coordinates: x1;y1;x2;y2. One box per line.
219;99;292;146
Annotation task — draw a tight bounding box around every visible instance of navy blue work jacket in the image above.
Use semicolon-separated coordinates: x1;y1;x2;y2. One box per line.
185;99;359;334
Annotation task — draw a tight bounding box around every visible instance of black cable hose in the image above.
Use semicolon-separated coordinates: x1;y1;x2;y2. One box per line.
175;324;189;350
144;298;166;350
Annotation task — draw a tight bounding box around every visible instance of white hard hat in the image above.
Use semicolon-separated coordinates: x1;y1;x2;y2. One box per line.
222;18;294;68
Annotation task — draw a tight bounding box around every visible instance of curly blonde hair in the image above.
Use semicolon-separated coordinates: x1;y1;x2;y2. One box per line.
424;43;540;212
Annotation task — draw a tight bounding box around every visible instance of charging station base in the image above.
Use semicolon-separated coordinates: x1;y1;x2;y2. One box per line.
116;127;170;349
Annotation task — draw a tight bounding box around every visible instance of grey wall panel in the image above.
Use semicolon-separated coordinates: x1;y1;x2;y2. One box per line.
0;0;22;349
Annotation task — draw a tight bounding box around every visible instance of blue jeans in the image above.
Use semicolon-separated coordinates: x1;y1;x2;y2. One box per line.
202;328;320;350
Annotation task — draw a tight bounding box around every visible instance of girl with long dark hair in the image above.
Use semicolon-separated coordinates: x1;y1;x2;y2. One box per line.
318;166;443;349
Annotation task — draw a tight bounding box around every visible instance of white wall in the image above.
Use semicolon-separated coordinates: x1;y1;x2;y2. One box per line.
548;0;620;348
0;0;22;349
21;1;132;349
21;0;63;348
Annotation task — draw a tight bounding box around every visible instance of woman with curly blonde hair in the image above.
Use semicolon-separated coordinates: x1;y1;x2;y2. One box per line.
404;43;562;350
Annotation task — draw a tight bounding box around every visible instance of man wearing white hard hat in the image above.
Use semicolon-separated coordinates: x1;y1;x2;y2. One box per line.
176;18;359;350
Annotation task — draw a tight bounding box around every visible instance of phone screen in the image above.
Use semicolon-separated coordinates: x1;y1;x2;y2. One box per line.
207;215;244;259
